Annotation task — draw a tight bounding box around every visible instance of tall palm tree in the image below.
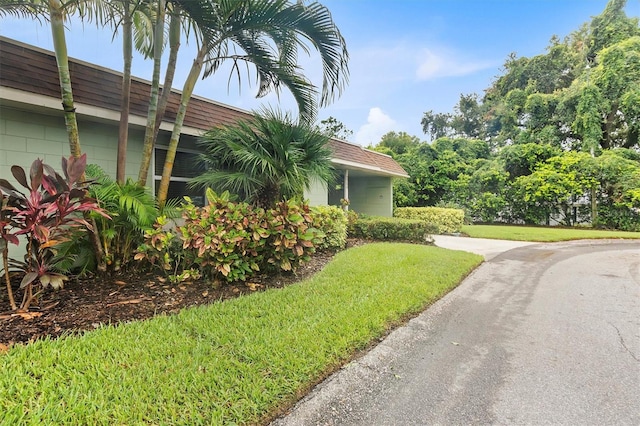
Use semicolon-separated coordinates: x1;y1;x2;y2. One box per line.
190;108;334;209
136;0;165;185
115;0;156;183
74;0;155;184
149;0;349;206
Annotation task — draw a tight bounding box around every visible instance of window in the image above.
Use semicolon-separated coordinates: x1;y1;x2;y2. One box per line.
154;147;206;206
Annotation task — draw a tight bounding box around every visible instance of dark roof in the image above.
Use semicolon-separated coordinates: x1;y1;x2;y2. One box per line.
0;36;252;129
0;36;407;177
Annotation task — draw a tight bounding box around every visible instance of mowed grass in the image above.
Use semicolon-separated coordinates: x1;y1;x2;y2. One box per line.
461;224;640;242
0;243;482;425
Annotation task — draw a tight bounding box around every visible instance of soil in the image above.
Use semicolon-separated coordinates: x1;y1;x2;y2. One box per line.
0;244;364;350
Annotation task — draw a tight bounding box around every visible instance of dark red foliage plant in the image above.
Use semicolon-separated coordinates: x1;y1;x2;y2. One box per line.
0;154;109;311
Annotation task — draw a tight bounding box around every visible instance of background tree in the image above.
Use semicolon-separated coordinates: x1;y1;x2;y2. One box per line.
317;116;353;140
450;93;483;139
402;0;639;230
372;131;421;157
420;110;452;141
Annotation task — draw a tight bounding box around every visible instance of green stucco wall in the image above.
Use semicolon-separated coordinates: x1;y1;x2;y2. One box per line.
0;106;150;186
348;176;394;217
304;178;328;206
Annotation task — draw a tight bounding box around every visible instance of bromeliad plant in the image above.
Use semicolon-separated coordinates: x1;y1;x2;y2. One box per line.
0;155;109;311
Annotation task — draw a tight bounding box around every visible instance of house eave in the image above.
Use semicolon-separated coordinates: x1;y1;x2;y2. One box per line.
0;86;203;136
331;158;409;178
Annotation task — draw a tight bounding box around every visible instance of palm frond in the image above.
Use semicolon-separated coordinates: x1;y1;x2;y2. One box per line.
0;0;48;21
197;0;348;123
193;107;332;207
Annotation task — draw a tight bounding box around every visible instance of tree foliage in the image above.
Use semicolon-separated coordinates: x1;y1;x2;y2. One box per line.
394;0;639;230
420;0;639;151
317;116;353;140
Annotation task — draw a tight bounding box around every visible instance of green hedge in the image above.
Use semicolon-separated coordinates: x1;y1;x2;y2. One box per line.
349;216;437;243
394;207;465;234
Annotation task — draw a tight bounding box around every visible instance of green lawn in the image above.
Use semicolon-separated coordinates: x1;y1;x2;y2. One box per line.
0;243;482;425
461;224;640;242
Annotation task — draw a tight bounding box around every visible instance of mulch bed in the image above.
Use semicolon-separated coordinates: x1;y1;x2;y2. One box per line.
0;247;353;350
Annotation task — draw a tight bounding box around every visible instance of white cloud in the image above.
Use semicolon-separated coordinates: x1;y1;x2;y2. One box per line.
355;107;396;146
416;48;495;80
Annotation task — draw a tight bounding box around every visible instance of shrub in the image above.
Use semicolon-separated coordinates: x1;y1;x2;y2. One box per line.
594;204;640;232
394;207;465;234
265;200;323;272
136;190;322;283
137;190;266;283
0;155;108;311
345;209;359;235
310;205;348;251
86;164;161;272
349;216;436;244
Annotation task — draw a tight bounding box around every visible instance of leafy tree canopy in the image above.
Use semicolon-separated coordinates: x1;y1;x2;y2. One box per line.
421;0;639;151
317;116;353;140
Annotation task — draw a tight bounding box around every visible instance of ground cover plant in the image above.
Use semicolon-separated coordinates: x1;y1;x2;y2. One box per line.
461;224;640;242
0;243;482;425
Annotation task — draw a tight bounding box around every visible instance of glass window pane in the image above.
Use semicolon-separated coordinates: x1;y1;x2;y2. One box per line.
154;149;203;179
155;180;205;207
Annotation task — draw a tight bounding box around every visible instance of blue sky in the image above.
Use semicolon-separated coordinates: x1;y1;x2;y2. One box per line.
2;0;638;145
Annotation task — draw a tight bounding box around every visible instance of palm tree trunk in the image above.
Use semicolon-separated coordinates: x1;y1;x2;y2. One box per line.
153;7;181;142
117;2;133;184
49;0;107;272
156;45;205;206
137;0;166;186
49;0;81;158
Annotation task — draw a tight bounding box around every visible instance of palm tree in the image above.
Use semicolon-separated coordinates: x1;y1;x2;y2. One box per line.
70;0;155;184
190;108;334;209
115;0;155;183
136;0;166;185
150;0;349;206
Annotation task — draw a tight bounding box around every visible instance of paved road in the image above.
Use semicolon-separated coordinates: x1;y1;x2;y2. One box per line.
273;239;640;425
432;235;536;260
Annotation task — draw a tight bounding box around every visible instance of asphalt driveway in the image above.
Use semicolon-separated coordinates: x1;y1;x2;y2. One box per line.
273;238;640;425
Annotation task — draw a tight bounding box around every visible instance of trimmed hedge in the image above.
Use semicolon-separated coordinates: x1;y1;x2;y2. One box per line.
349;216;437;243
394;207;465;234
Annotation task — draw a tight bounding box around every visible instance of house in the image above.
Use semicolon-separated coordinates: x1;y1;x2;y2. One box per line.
0;37;408;217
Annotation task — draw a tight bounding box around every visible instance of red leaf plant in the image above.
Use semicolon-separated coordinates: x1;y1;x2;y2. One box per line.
0;155;110;311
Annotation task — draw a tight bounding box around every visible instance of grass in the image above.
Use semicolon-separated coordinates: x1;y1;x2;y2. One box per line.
0;243;482;425
461;224;640;242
